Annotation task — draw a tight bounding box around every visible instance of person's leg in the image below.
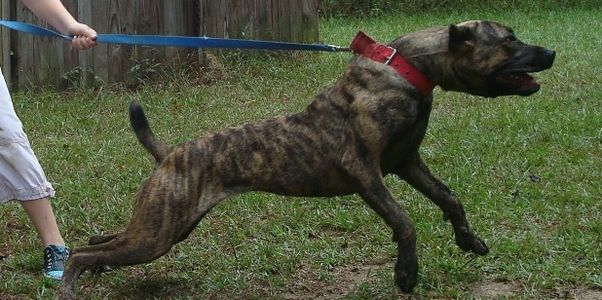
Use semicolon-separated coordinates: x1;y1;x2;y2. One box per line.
0;69;68;280
21;198;65;247
0;69;58;238
21;198;70;281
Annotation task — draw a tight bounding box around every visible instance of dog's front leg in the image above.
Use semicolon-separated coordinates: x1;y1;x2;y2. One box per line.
358;176;419;293
396;153;489;256
342;152;418;293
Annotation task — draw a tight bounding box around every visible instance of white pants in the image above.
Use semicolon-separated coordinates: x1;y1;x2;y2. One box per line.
0;69;54;203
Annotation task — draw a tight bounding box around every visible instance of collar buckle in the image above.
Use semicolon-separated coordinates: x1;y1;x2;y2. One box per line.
384;47;397;65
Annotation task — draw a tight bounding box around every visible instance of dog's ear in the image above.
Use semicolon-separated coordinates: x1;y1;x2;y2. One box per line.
448;24;475;52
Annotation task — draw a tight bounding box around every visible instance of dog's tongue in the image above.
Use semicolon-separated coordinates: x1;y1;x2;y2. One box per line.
516;73;538;89
503;73;539;90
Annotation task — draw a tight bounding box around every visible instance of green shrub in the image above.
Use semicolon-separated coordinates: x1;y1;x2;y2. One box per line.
318;0;597;17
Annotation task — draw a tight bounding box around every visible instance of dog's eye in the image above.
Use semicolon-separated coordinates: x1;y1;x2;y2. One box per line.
504;36;517;42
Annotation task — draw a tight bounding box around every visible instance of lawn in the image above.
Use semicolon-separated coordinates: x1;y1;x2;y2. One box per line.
1;6;601;300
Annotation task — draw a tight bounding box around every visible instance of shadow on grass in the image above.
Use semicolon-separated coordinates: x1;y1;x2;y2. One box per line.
121;277;192;299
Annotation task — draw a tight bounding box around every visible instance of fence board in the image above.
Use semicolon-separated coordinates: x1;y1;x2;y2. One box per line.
0;2;3;70
228;0;241;38
302;0;319;43
138;0;163;64
78;1;94;87
62;0;79;82
92;0;110;84
1;0;12;87
164;1;190;60
16;3;34;87
290;0;303;43
121;1;137;84
256;0;271;40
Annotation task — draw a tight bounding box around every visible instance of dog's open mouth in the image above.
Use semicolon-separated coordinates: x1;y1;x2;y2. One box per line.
496;72;540;94
494;69;542;96
490;47;555;97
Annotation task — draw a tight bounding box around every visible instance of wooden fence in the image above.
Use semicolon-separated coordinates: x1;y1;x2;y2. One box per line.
0;0;319;89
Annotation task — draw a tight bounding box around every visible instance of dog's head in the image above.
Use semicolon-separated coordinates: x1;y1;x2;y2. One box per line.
390;20;555;97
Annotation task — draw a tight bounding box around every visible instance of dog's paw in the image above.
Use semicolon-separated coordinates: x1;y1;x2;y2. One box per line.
394;256;418;293
91;265;114;274
456;233;489;256
56;287;77;300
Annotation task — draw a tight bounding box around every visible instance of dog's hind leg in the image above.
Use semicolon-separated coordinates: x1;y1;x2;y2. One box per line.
88;233;120;245
86;233;122;274
58;232;175;300
396;153;489;255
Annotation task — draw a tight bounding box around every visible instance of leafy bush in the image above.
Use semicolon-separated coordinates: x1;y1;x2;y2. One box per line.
318;0;597;17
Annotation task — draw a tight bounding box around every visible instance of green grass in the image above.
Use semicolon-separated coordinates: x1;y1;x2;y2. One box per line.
1;7;601;299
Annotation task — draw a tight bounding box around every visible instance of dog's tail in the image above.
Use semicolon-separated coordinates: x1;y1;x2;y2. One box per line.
128;101;171;163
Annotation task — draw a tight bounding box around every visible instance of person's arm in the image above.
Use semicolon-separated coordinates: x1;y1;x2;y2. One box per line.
21;0;97;50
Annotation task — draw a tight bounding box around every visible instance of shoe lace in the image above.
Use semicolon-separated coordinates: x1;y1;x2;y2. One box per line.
44;246;70;272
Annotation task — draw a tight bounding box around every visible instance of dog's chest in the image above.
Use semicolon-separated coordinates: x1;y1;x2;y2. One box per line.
380;99;432;172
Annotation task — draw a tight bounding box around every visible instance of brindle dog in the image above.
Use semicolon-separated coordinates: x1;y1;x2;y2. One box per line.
59;20;554;298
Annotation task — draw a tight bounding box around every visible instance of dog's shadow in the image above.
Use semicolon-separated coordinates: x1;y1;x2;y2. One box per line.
77;273;195;299
79;272;395;299
119;277;189;299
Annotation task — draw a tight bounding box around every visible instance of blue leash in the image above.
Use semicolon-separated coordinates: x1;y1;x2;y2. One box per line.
0;20;351;52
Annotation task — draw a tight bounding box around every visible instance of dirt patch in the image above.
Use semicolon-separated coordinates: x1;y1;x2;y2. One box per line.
471;281;602;300
471;281;522;299
0;293;28;300
0;249;11;260
282;262;388;299
575;288;602;300
552;286;602;300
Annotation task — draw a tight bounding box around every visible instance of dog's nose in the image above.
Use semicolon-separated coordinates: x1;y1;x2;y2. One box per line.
536;48;556;67
543;48;556;61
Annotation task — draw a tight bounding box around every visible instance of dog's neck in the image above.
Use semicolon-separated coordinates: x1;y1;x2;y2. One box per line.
387;27;454;89
351;31;435;97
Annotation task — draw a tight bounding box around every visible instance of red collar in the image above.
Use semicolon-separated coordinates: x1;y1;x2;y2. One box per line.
350;31;434;96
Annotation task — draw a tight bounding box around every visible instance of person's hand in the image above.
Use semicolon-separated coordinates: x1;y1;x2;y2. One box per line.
66;22;97;50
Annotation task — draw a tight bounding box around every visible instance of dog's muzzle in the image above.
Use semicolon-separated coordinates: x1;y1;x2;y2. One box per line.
493;47;556;97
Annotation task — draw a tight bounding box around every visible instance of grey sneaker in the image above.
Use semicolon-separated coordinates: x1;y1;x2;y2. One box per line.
43;244;70;280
